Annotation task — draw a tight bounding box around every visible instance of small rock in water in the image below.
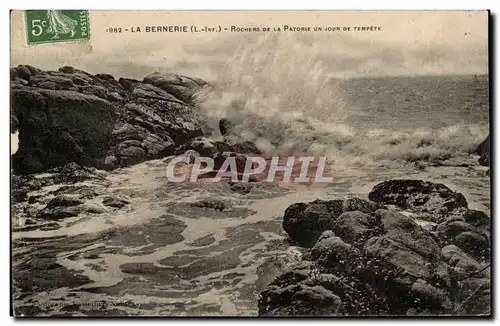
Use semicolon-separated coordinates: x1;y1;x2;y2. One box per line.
191;199;226;211
102;196;130;209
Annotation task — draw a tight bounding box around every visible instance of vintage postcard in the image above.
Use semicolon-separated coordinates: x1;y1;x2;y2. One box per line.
10;10;490;317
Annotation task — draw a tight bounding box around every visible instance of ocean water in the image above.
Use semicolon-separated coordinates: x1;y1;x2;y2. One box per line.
11;35;490;316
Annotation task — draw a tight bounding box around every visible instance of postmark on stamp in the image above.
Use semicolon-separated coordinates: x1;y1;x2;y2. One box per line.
24;10;90;45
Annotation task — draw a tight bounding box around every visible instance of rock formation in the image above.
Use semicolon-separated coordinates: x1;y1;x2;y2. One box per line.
10;65;210;174
259;179;491;316
476;134;490;167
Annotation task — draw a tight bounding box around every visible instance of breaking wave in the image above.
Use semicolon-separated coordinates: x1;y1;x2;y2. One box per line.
194;33;488;167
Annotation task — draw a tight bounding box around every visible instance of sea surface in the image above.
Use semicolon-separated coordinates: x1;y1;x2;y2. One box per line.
11;74;490;316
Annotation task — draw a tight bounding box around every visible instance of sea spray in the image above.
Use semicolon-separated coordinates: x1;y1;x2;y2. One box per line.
192;33;488;168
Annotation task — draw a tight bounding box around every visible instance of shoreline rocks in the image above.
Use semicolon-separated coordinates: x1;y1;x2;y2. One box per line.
11;64;263;177
10;65;211;175
259;179;491;316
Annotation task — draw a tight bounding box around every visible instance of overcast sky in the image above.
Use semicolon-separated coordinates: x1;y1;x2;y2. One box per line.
10;10;488;79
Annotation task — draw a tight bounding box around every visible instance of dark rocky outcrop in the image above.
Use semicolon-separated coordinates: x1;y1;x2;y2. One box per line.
476;134;490;167
11;65;210;175
368;179;468;223
142;72;209;104
219;118;233;136
260;180;491;316
282;197;383;247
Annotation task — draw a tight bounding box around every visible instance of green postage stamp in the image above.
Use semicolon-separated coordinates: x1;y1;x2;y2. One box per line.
24;10;90;45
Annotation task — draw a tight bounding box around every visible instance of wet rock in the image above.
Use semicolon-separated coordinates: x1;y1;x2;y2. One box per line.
283;202;334;247
102;196;129;209
309;231;355;266
52;162;107;184
142;134;175;158
116;146;147;166
118;78;138;92
36;205;82;221
463;210;490;229
219;118;233;136
112;123;147;142
10;67;18;81
106;91;123;102
11;65;208;174
35;195;84;220
476;134;490;167
104;155;118;170
191;199;226;211
410;278;452;310
223;135;261;154
454;231;489;260
142;72;208;104
11;174;43;202
441;245;486;279
95;73;115;82
15;64;41;81
11;113;19;133
368;179;468;223
377;209;440;260
175;136;230;157
58;66;75;74
78;84;109;99
436;220;477;238
261;181;490;316
45;195;84;208
133;83;185;102
454;277;491;315
364;235;432;279
289;285;343;315
12;188;28;203
342;197;385;214
212;152;249;176
332;211;380;245
11;88;116;174
229;182;253;194
258;262;344;316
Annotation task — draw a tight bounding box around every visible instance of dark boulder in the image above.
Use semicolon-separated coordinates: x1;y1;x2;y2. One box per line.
10;65;209;174
368;179;468;223
11;89;116;174
191;199;226;211
463;210;490;229
36;195;84;221
118;78;138;92
175;136;232;157
14;65;41;81
476;134;490;167
95;73;116;82
332;211;381;245
219;118;233;136
282;202;335;247
142;72;208;104
58;66;75;74
454;231;489;260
